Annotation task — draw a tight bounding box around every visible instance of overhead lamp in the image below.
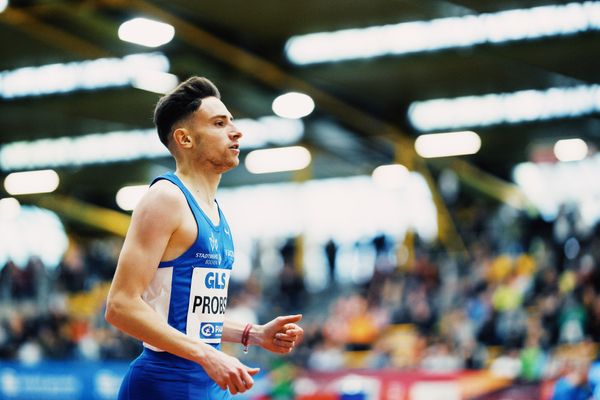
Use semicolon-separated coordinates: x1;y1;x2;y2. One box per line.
415;131;481;158
118;18;175;47
0;197;20;219
4;170;60;195
0;129;168;171
408;84;600;131
132;71;179;94
238;116;304;148
554;138;588;162
272;92;315;119
286;1;600;64
0;53;170;99
372;164;409;189
245;146;311;174
116;185;148;211
0;0;8;13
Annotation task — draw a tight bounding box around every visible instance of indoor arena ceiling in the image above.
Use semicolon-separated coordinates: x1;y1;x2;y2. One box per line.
0;0;599;214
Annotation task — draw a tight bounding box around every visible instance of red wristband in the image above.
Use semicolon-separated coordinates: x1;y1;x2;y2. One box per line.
241;323;252;353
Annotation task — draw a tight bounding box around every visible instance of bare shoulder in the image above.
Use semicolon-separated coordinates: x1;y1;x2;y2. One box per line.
132;180;186;224
145;179;185;203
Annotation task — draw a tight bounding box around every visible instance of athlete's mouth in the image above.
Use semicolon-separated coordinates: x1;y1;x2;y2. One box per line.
229;143;239;150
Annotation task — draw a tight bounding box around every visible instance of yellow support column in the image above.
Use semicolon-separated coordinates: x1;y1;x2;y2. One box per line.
393;139;416;270
292;156;313;274
394;138;468;259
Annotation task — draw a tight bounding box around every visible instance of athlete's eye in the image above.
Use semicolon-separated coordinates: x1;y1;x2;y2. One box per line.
215;120;225;127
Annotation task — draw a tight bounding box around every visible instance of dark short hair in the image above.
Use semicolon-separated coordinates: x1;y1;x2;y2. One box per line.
153;76;221;147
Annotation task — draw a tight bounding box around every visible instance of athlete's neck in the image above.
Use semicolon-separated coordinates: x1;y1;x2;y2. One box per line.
174;164;221;205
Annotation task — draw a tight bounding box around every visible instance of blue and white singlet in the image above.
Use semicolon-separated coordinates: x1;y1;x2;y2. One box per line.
118;172;234;400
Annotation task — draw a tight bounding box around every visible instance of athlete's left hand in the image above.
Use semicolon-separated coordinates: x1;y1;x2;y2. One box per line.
255;314;303;354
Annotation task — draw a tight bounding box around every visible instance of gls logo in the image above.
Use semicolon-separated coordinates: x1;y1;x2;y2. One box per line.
200;322;223;339
205;272;227;289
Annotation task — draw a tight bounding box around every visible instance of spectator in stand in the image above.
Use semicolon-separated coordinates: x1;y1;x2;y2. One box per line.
552;361;592;400
56;243;87;293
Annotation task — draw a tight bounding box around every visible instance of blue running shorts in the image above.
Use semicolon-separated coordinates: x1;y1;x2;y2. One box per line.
118;348;232;400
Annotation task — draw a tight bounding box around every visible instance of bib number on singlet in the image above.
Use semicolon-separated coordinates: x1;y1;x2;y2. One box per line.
187;268;230;344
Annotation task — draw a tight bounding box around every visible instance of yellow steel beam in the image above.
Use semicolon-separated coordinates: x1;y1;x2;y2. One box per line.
31;194;131;237
414;156;468;255
0;7;108;58
445;158;534;212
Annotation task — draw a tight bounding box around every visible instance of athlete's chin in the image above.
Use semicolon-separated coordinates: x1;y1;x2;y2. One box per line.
218;159;240;173
228;158;240;169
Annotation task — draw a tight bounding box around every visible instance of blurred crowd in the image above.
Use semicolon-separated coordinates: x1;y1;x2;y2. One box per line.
1;198;600;396
0;238;139;363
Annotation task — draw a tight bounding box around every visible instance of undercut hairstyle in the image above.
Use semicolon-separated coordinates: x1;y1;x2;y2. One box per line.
153;76;221;148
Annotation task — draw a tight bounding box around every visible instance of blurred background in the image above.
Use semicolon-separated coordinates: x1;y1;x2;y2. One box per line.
1;0;600;399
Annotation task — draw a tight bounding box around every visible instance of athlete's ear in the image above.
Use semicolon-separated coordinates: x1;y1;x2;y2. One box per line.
172;127;193;149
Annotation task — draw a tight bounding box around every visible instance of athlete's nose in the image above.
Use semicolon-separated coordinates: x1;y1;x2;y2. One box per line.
230;123;242;140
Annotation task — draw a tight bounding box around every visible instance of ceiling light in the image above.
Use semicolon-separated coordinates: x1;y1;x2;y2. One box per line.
238;116;304;148
245;146;311;174
0;198;20;220
132;71;179;94
0;129;168;171
372;164;409;189
0;0;8;13
554;138;588;162
286;1;600;64
408;84;600;131
116;185;149;211
4;170;60;195
415;131;481;158
0;53;170;99
272;92;315;119
118;18;175;47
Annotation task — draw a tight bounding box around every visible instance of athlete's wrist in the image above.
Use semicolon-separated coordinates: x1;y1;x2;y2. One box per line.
190;339;216;367
248;324;264;347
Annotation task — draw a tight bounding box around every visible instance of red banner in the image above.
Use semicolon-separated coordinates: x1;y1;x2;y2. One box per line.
295;370;519;400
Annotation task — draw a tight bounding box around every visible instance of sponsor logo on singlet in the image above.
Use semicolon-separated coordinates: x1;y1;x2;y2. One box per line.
200;322;224;340
209;232;219;252
187;268;230;344
195;252;222;266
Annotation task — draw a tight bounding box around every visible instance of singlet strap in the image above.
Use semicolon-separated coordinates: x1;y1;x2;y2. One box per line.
152;172;222;231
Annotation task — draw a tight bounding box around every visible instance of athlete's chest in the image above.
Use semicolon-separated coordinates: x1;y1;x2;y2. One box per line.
179;206;234;269
192;228;234;268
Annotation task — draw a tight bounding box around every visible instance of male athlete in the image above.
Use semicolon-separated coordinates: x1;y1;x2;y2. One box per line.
106;76;303;399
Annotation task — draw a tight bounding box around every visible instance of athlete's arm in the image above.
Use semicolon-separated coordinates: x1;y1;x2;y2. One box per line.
105;182;258;394
223;314;304;354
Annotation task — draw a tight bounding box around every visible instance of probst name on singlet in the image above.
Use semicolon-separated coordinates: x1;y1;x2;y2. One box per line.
192;295;227;315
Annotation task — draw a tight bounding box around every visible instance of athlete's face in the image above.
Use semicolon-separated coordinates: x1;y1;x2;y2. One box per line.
187;96;242;172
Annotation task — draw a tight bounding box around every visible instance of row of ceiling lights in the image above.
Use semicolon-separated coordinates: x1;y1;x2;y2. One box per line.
1;6;594;159
0;136;589;205
114;11;599;159
3;128;586;173
2;1;598;131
